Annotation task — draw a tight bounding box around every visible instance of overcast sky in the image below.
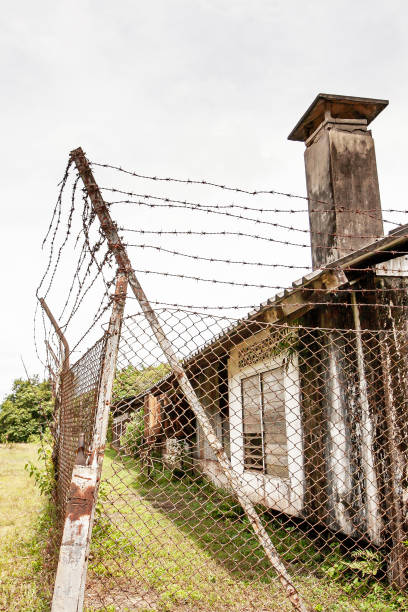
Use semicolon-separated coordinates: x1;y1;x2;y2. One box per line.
1;0;407;399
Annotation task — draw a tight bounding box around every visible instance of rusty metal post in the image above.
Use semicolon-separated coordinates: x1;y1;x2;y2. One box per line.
39;298;70;373
70;146;309;612
51;271;128;612
46;340;60;369
39;298;70;485
90;272;128;468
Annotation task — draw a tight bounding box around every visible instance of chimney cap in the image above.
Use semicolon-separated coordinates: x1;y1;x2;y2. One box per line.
288;93;388;142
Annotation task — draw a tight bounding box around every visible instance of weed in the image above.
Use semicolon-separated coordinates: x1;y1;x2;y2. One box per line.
84;448;408;611
24;429;55;496
0;443;57;611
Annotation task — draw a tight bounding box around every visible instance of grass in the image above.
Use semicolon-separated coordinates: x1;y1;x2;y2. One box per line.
85;448;408;611
2;443;406;610
0;443;55;611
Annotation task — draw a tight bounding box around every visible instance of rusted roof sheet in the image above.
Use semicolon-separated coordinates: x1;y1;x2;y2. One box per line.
124;226;408;401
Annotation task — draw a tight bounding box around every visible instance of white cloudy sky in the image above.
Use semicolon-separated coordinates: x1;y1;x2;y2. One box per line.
1;0;407;399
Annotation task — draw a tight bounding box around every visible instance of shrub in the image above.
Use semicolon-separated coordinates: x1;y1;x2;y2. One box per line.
120;409;144;455
24;429;55;496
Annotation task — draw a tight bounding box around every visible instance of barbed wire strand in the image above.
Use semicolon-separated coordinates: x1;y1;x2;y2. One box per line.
103;188;399;227
125;242;408;274
125;266;408;292
37;158;73;298
125;295;408;312
91;161;408;216
121;228;408;257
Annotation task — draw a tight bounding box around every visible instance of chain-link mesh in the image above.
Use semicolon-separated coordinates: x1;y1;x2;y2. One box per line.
78;309;408;611
55;335;106;518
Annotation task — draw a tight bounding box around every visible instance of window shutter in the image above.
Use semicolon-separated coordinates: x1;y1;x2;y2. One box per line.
242;374;263;471
262;368;289;478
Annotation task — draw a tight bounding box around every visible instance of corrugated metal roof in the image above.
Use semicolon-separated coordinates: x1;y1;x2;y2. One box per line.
121;226;408;401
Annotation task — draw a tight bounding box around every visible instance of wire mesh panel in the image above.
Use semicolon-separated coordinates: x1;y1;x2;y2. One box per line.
82;310;408;611
38;149;408;611
55;335;106;518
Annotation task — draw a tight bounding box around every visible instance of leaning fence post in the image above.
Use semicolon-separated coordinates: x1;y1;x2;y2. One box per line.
70;146;309;612
51;271;128;612
39;298;70;481
39;298;70;374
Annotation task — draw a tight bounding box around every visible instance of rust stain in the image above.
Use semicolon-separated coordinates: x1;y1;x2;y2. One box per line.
67;482;95;521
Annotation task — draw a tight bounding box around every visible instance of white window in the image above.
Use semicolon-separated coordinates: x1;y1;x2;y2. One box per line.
241;367;289;478
228;346;304;515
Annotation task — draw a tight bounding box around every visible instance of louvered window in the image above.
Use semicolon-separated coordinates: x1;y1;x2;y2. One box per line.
241;367;289;478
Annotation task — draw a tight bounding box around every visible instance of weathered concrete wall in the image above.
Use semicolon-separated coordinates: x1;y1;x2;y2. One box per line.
299;300;383;543
371;273;408;584
305;126;383;268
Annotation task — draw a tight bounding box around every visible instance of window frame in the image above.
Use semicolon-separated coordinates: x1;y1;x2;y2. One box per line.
241;365;288;476
228;347;305;515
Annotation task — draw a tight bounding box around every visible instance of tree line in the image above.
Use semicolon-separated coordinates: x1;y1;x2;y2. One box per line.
0;378;53;442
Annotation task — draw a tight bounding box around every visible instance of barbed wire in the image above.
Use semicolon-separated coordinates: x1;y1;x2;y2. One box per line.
92;160;322;198
125;242;408;274
69;290;113;355
125;295;408;312
61;250;113;332
42;175;80;300
36;158;74;299
58;241;89;320
127;243;310;269
122;227;310;247
127;266;408;292
35;152;408;372
108;197;396;238
121;228;408;258
59;189;115;335
102;186;401;225
33;301;46;368
36;169;115;364
91;161;408;218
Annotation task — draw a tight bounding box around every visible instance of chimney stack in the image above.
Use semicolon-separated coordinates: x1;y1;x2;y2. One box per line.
288;94;388;269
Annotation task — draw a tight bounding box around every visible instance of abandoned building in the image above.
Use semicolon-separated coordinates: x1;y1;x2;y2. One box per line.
112;94;408;578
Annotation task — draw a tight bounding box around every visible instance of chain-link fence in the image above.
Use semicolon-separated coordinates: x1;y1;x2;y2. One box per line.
41;148;408;611
69;309;408;611
54;336;106;519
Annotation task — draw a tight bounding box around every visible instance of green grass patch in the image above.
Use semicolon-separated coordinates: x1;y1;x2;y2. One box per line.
85;448;408;611
0;443;56;611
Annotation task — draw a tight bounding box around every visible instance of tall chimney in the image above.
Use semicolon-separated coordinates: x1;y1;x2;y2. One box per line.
288;94;388;269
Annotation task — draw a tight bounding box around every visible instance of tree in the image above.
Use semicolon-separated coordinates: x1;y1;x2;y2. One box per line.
112;363;170;456
0;378;53;442
112;363;170;402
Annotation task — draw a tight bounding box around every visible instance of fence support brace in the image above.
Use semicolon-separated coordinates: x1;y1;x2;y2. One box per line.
51;272;128;612
71;146;309;612
39;298;71;482
39;298;70;374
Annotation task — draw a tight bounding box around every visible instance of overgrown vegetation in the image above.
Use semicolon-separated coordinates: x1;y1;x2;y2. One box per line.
0;377;53;442
25;429;55;496
112;363;170;402
0;443;56;611
86;449;408;611
120;408;144;452
2;440;406;611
